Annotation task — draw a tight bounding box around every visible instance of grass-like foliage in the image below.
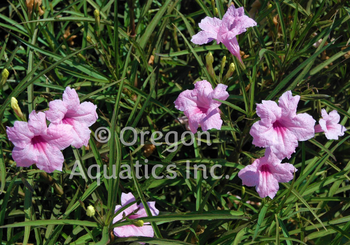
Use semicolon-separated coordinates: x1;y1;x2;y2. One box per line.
1;0;350;244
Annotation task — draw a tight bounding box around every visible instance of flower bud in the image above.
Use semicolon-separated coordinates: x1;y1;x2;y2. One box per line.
11;97;24;120
206;52;214;65
220;56;227;76
94;9;100;36
94;9;100;21
86;35;93;44
132;220;144;227
94;9;100;26
214;8;219;16
224;63;235;80
1;68;9;86
205;52;215;80
86;205;95;217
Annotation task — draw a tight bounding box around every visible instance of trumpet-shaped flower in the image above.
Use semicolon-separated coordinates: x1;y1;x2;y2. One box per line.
113;192;159;240
250;91;315;159
174;80;229;133
46;87;98;148
238;148;297;199
191;5;257;63
6;111;73;173
315;109;346;140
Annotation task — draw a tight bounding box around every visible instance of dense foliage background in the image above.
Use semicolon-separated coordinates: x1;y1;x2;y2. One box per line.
1;0;350;244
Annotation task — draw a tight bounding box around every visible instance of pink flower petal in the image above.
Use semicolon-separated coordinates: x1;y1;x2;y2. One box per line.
324;124;345;140
34;143;65;172
250;91;315;159
174;80;228;133
191;17;221;45
255;100;281;126
221;37;242;63
28;111;47;136
223;6;257;35
200;108;223;131
316;109;346;140
271;162;297;183
45;100;68;124
174;90;197;112
12;145;38;167
113;192;158;240
113;203;139;223
62;87;80;110
323;109;339;122
137;201;160;217
67;120;92;148
256;166;279;199
7;110;72;173
68;101;98;127
113;224;154;238
239;149;297;199
250;116;300;159
46;87;98;147
278;91;300;117
121;192;137;206
281;113;315;141
314;124;323;133
191;6;256;63
238;163;259;187
211;83;229;103
44;124;74;150
6;121;33;148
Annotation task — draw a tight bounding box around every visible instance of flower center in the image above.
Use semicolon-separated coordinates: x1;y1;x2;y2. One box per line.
197;106;208;113
31;135;46;151
62;117;74;125
260;164;270;173
272;120;286;135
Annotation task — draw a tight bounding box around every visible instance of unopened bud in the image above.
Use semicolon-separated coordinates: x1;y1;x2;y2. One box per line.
86;205;95;217
214;8;219;16
1;68;9;86
94;9;100;24
11;97;24;120
132;220;144;227
205;52;215;80
242;186;245;196
86;35;93;44
220;56;227;76
94;9;100;36
224;63;236;80
206;52;214;65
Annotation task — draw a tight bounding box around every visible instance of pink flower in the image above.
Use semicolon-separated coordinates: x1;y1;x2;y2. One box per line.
191;5;257;63
6;111;73;173
238;148;297;199
113;192;159;240
174;80;229;134
250;91;315;159
46;87;98;148
176;116;191;131
315;109;346;140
